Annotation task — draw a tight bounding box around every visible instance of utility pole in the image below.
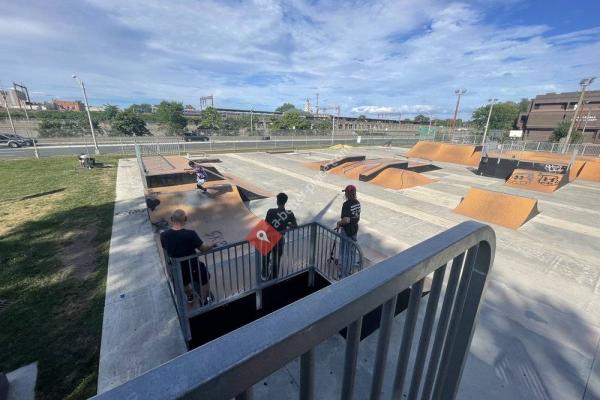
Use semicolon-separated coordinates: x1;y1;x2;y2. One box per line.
13;83;39;158
0;88;17;134
72;74;100;154
250;108;253;133
581;101;591;136
451;89;467;132
331;115;335;144
482;98;498;146
316;93;319;116
563;77;595;152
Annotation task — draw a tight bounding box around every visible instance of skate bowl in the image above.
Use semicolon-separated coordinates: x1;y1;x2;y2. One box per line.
407;141;482;166
453;188;539;229
142;155;224;188
369;169;434;190
505;169;568;193
146;182;261;245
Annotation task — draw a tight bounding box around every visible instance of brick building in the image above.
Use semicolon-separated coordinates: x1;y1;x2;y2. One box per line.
53;99;84;111
517;90;600;143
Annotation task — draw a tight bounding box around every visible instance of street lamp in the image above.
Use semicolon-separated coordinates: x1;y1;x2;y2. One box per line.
482;98;498;146
72;74;100;154
451;89;467;132
563;77;596;152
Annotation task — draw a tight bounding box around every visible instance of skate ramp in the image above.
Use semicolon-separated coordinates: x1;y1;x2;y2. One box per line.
485;150;600;182
505;169;568;193
146;182;260;245
327;158;405;180
453;188;539;229
407;141;481;166
303;155;366;171
577;161;600;182
406;141;442;160
369;169;434;190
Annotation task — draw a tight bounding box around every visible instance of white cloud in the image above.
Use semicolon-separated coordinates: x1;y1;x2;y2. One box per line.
352;105;435;115
0;0;598;118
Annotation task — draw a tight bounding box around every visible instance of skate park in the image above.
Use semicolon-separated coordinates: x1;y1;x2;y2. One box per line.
95;141;600;400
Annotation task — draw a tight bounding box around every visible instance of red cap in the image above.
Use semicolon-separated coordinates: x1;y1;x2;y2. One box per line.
342;185;356;194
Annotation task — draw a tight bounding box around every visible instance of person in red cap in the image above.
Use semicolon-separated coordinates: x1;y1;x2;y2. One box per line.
336;184;361;277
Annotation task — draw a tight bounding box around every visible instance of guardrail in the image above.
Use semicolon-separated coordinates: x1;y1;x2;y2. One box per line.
166;222;363;341
93;221;495;400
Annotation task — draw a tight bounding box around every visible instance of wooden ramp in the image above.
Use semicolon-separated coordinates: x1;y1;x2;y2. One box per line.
146;182;260;245
505;169;568;193
407;141;482;166
453;188;539;229
303;155;366;171
369;169;434;190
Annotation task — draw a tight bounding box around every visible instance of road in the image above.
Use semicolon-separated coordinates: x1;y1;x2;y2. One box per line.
0;136;418;159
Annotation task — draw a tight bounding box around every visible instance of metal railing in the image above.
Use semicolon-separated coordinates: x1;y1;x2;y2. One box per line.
93;221;495;400
167;223;364;341
482;140;600;159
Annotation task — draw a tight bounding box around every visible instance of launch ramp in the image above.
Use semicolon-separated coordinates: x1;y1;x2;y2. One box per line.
453;188;539;229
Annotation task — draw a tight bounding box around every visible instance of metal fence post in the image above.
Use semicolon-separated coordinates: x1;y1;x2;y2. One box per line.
254;250;263;310
308;224;317;287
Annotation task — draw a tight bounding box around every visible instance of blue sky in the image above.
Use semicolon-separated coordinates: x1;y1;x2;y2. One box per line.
1;0;599;118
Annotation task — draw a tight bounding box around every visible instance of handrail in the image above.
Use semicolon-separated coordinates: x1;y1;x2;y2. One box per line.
92;221;495;400
167;222;364;340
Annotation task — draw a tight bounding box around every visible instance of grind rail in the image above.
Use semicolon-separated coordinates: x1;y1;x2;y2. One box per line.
165;222;364;341
93;221;495;400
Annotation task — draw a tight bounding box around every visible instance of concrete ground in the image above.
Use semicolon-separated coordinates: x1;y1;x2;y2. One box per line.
206;146;600;399
97;159;187;393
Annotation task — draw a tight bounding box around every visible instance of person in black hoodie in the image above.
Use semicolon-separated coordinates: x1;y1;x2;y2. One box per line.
336;185;361;277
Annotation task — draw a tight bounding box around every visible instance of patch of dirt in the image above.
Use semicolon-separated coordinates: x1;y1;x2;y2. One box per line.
0;192;67;237
59;226;98;280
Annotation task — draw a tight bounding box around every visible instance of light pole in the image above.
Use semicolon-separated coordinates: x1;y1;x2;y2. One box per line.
72;74;100;154
451;89;467;132
581;101;591;136
331;115;335;145
482;98;498;146
563;77;595;152
250;108;253;134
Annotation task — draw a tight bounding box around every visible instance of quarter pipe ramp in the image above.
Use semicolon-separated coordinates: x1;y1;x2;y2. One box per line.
407;141;482;166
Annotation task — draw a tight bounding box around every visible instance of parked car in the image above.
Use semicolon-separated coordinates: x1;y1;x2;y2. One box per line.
0;134;36;148
182;132;210;142
261;136;271;141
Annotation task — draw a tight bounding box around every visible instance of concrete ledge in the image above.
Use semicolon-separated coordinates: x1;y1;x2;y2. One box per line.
97;159;187;393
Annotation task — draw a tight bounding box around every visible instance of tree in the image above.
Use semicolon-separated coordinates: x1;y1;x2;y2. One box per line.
518;98;530;113
357;115;367;121
414;114;430;124
128;103;153;114
102;104;119;121
197;106;222;129
111;110;151;136
275;103;298;113
271;109;309;130
155;101;187;135
471;101;519;130
552;120;583;143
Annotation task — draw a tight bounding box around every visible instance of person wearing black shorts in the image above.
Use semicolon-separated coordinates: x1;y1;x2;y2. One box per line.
160;209;216;303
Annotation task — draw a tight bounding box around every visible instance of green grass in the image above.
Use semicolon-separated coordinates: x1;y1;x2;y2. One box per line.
0;156;121;399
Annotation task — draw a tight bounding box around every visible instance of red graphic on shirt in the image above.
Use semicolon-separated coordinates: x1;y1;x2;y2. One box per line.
246;220;282;255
